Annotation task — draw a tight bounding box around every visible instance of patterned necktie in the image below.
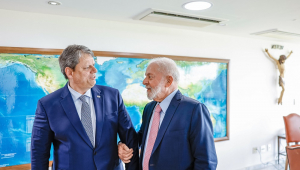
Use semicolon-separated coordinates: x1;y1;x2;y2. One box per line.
79;95;94;147
143;104;162;170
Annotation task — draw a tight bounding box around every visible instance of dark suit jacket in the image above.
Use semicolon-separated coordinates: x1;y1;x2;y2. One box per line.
138;90;217;170
31;84;138;170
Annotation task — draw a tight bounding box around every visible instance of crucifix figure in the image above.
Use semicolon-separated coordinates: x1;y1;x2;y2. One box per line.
265;49;293;105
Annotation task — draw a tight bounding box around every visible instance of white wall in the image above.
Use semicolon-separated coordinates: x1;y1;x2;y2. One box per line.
1;9;300;170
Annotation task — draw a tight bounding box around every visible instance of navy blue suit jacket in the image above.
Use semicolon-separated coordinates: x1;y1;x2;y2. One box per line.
138;90;217;170
31;84;138;170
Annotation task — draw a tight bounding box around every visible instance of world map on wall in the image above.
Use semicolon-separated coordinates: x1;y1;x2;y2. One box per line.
0;53;227;167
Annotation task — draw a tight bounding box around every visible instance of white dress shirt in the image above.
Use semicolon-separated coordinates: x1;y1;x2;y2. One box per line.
68;84;96;146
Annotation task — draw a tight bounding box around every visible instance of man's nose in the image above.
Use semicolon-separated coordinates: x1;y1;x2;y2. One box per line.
142;78;147;85
91;65;97;73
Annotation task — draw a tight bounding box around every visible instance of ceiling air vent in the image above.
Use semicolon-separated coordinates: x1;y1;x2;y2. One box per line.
251;29;300;40
134;9;226;28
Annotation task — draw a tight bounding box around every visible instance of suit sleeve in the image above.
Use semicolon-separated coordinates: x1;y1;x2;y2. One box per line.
116;91;139;170
31;100;53;170
189;103;218;170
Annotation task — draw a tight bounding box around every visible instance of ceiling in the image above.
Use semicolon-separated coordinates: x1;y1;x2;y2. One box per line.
1;0;300;42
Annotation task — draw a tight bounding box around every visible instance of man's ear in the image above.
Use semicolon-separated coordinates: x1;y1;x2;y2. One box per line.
165;76;173;87
65;67;73;79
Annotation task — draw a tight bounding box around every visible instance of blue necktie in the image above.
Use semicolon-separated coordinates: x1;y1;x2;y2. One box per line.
79;95;94;147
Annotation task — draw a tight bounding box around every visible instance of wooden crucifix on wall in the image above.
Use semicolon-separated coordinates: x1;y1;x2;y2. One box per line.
265;48;293;105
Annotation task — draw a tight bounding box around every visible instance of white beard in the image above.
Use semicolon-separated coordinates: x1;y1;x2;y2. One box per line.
146;82;164;100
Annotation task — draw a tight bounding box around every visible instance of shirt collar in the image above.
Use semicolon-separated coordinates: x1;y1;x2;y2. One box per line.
68;82;92;100
158;89;178;114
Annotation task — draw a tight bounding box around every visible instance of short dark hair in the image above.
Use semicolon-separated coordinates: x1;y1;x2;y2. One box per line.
58;45;94;79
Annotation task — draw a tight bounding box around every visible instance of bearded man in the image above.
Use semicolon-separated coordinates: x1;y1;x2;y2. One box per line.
118;57;217;170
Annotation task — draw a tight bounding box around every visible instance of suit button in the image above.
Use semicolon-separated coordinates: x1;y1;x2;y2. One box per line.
150;164;154;166
94;152;97;155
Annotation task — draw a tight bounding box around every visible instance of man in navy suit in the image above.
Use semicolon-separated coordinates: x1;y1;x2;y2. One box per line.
118;57;217;170
31;45;138;170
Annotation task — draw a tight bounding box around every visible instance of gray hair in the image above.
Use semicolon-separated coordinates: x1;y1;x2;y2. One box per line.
59;44;94;79
148;57;180;83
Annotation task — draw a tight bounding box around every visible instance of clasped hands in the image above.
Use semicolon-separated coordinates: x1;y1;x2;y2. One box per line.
118;142;134;163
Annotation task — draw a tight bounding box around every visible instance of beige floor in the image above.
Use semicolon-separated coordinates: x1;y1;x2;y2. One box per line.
258;162;285;170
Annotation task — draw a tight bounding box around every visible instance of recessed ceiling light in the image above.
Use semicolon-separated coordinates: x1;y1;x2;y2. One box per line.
183;1;212;11
48;1;61;5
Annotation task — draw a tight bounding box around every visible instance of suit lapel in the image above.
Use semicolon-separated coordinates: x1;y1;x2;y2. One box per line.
151;91;182;155
91;86;104;148
60;84;93;149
